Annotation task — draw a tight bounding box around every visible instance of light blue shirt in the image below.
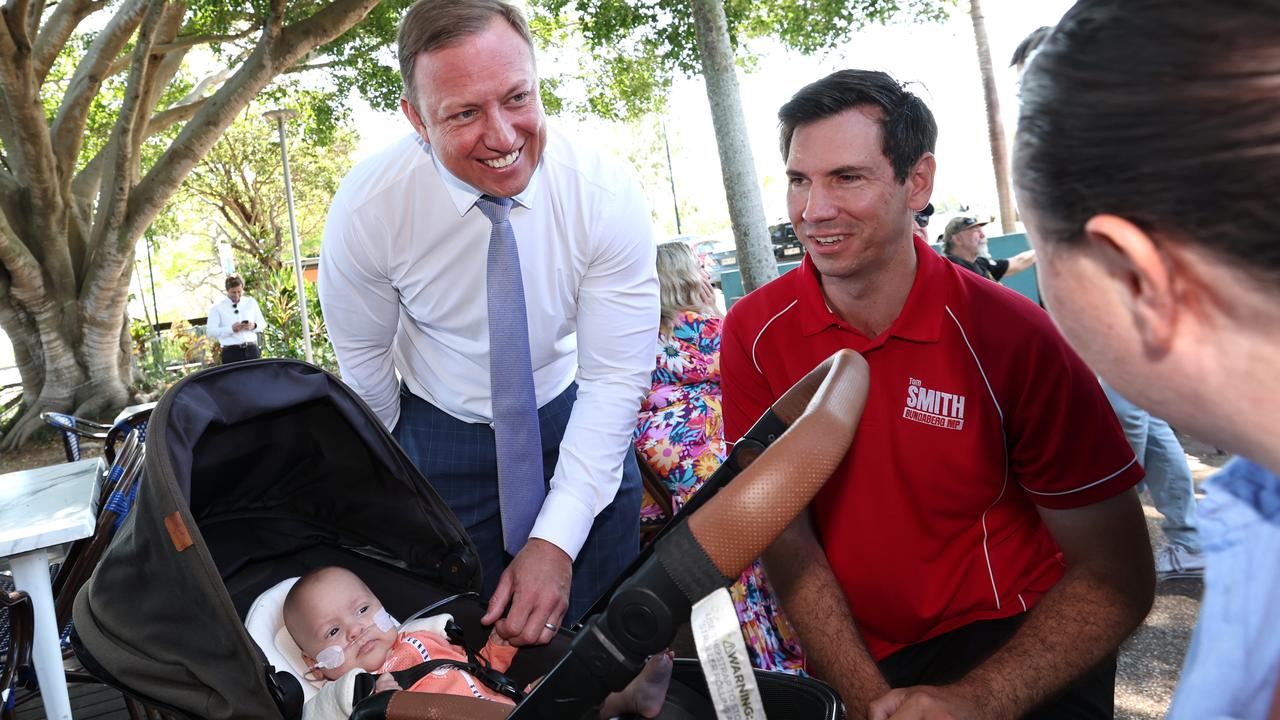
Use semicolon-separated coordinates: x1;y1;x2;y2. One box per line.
1168;457;1280;719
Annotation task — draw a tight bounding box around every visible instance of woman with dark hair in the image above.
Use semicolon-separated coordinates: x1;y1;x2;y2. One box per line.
1014;2;1280;717
633;241;806;674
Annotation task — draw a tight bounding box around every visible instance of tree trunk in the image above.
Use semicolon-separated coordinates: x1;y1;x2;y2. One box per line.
0;0;383;449
0;219;133;450
690;0;777;293
968;0;1017;233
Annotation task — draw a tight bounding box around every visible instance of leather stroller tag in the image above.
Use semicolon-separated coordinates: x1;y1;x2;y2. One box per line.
164;511;194;552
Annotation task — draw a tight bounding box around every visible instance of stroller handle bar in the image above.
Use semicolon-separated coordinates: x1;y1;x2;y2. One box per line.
535;349;866;719
689;348;868;578
360;349;869;720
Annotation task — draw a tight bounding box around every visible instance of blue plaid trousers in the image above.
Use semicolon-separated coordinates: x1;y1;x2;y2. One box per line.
393;383;640;623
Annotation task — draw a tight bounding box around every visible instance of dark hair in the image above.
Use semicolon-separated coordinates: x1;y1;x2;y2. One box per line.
225;276;243;291
397;0;534;108
1014;0;1280;285
778;70;937;183
1009;26;1052;70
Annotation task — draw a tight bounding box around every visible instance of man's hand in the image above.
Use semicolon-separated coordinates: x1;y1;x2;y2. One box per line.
869;685;985;720
480;538;571;646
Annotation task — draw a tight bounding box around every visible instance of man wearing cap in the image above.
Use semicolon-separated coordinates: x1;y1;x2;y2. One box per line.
942;216;1036;282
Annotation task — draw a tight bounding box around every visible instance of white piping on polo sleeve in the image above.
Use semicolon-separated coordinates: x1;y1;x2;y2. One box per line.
947;305;1008;609
1020;456;1139;497
946;306;1003;424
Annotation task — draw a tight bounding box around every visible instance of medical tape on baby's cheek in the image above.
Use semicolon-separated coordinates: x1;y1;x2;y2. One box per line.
311;608;395;670
313;644;345;669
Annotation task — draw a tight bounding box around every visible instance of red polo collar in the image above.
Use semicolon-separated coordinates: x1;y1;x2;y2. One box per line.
793;234;948;351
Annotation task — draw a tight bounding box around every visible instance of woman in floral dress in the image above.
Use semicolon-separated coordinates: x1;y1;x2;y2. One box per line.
633;241;807;674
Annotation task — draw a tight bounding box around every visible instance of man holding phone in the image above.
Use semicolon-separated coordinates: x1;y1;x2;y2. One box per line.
207;275;267;363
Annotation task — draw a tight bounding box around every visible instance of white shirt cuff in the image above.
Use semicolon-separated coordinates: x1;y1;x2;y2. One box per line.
528;487;596;562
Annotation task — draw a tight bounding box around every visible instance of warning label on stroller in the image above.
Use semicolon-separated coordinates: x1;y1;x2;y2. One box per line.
691;588;767;720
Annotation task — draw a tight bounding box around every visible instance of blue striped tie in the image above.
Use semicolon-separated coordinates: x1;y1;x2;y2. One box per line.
475;195;545;555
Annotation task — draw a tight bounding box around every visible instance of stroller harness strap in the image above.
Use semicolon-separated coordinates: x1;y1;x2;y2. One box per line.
366;620;524;705
385;658;523;704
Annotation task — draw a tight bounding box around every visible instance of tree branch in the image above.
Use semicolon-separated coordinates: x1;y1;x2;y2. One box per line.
175;66;230;105
0;166;18;198
31;0;101;85
127;1;186;155
144;94;209;135
126;0;381;248
103;25;254;78
268;0;286;36
70;151;105;207
70;92;211;205
152;27;255;55
0;0;54;184
0;92;16;155
284;60;343;73
0;0;59;243
86;0;164;253
5;0;33;48
0;214;41;299
49;0;148;186
24;0;42;44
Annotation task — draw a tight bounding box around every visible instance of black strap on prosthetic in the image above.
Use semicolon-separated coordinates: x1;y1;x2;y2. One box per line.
654;522;732;603
575;407;790;625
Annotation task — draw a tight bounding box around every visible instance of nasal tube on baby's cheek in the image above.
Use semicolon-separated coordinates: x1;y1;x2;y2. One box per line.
374;607;396;632
313;645;345;670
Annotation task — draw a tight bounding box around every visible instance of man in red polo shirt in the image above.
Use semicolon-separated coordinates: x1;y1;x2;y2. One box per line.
724;69;1155;720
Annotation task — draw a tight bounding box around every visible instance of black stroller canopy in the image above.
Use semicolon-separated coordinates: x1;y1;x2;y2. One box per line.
73;360;479;719
74;356;863;720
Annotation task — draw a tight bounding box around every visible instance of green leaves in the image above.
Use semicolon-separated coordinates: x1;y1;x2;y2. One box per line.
527;0;956;122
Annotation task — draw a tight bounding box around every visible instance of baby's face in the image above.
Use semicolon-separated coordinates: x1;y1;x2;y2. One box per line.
289;572;397;680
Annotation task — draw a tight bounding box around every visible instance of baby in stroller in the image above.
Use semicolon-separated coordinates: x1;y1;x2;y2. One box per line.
283;566;673;719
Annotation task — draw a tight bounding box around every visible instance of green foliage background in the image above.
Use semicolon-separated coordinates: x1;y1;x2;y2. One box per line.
529;0;954;122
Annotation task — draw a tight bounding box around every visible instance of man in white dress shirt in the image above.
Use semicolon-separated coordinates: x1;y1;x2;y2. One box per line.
318;0;658;646
207;276;267;364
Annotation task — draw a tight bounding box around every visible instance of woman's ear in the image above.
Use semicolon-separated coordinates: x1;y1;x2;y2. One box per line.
1082;214;1179;352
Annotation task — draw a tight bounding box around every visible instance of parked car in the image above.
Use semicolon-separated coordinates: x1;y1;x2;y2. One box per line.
702;223;805;288
709;247;737;287
769;222;805;260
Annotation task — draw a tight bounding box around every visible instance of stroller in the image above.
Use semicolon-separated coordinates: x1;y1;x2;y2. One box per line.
71;355;866;719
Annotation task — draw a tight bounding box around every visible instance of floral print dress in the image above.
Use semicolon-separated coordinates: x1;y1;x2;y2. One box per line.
634;310;807;674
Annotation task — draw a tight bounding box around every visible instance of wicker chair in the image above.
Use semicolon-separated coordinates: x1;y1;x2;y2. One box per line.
41;402;154;465
0;590;32;720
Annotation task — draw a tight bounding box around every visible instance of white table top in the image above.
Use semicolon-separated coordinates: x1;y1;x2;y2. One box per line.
0;458;101;557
